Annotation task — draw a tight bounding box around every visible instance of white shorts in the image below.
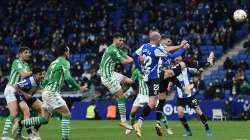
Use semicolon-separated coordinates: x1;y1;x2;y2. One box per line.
133;94;149;107
4;85;17;104
101;72;126;94
42;91;67;113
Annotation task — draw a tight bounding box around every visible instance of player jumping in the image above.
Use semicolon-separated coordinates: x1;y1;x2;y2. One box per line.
98;33;134;130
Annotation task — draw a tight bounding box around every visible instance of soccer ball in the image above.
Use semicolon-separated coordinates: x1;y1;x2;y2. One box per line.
233;9;247;23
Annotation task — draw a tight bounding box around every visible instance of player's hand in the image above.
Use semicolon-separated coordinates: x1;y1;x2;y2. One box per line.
23;93;32;100
80;83;88;93
180;40;188;48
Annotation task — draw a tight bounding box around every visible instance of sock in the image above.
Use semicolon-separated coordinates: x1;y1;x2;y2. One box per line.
161;113;169;129
26;126;33;135
179;116;191;132
21;117;48;127
61;115;71;140
34;125;41;131
130;112;136;125
169;77;182;89
140;105;152;120
156;99;165;121
199;114;210;131
2;115;14;137
118;96;127;122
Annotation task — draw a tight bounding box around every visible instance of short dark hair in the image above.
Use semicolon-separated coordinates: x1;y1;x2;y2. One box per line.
56;44;69;56
113;32;123;39
32;67;43;74
161;34;171;40
18;47;30;54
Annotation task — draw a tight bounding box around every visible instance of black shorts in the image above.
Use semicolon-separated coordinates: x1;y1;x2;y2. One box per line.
146;79;160;97
176;96;199;109
159;79;170;93
15;93;38;107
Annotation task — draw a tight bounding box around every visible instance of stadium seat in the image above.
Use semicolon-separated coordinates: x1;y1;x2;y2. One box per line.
212;109;226;121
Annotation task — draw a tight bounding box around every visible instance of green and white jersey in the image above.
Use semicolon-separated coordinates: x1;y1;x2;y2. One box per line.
99;44;128;78
8;59;31;86
131;69;149;96
43;57;80;93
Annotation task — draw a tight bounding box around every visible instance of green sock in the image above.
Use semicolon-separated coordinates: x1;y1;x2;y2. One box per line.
130;113;136;125
2;115;14;137
118;96;127;122
21;117;48;127
61;115;71;139
161;113;169;129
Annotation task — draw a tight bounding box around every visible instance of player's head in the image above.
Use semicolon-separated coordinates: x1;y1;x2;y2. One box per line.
149;31;161;45
161;35;173;46
56;44;70;59
32;67;44;82
18;47;31;61
175;55;183;63
113;32;124;48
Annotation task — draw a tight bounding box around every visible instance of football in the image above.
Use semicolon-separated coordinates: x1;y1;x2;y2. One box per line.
233;9;247;22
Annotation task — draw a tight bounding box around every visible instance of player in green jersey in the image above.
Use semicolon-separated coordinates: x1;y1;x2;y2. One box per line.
1;47;32;140
99;33;134;129
14;45;87;140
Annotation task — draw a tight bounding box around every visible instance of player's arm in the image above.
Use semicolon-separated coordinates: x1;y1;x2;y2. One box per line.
62;64;81;91
164;40;189;52
167;48;186;59
112;49;133;64
132;46;143;72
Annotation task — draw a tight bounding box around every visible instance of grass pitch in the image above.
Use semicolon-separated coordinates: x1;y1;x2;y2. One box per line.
1;120;250;140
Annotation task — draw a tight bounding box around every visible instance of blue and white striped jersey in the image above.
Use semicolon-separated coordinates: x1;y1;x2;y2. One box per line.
176;68;195;98
134;43;168;81
16;76;41;95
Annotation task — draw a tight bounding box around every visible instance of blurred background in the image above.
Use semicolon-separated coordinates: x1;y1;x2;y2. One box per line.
0;0;250;121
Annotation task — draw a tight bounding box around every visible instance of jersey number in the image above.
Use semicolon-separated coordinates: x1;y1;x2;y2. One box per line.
143;55;152;75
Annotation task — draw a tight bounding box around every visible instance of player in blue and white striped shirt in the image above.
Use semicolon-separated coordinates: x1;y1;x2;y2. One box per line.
132;31;192;137
172;53;214;137
12;67;44;140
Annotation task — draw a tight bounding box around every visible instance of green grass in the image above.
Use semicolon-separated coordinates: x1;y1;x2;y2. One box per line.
1;120;250;140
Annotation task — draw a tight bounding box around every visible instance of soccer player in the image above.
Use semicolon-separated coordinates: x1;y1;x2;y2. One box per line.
125;68;173;136
15;45;87;140
1;47;32;140
155;35;192;136
132;31;191;137
12;67;45;140
172;54;214;137
98;33;134;129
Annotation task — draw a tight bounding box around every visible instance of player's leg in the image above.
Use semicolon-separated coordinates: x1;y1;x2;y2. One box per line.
163;64;193;94
54;105;71;140
101;75;132;129
31;99;43;132
2;85;19;139
177;104;192;136
191;97;212;136
125;105;139;135
20;91;54;128
115;72;134;93
113;89;133;129
15;101;35;138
